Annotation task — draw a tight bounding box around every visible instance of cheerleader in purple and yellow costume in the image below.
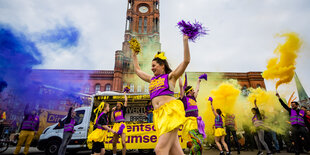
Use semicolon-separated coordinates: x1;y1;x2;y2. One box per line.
111;92;128;155
88;102;116;155
179;75;206;155
209;97;229;155
132;35;191;155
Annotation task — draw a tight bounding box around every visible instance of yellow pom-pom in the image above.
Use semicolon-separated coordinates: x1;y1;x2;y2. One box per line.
128;38;141;54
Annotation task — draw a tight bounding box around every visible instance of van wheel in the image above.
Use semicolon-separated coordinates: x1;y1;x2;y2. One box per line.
45;140;60;155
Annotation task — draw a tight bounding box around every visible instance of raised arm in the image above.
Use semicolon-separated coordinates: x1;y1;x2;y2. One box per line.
132;51;152;83
254;99;258;109
169;35;190;82
194;79;201;98
210;101;218;117
65;107;73;124
276;93;290;112
124;92;128;107
179;78;184;99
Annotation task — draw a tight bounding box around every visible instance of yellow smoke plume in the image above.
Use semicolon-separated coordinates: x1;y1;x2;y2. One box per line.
247;87;289;134
209;80;241;114
262;32;302;89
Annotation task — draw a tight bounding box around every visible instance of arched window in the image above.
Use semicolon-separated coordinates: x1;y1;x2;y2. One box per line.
84;85;90;93
144;17;147;33
257;84;261;88
137;85;142;92
130;83;134;92
105;84;111;91
139;17;142;33
144;83;149;93
95;84;101;92
123;82;127;89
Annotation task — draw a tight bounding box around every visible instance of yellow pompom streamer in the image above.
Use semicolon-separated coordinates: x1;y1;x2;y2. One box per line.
93;102;105;124
128;38;141;54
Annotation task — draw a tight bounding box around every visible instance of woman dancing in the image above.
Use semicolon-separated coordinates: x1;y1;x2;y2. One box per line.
111;92;128;155
179;77;205;155
132;35;190;155
88;102;116;155
209;97;229;155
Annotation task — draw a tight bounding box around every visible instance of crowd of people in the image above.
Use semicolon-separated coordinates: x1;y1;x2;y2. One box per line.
6;34;310;155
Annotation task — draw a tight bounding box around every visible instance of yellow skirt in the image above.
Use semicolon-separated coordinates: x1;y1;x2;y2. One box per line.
112;122;127;135
183;116;198;141
87;129;108;149
153;99;192;137
214;128;226;137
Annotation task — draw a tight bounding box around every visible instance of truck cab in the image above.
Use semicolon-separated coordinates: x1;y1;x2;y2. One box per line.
37;106;92;154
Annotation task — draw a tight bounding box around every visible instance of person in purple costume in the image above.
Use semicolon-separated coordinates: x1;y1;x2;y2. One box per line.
132;35;191;155
111;92;128;155
179;77;205;155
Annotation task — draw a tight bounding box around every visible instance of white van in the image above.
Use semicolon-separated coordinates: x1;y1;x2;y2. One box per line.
37;106;92;154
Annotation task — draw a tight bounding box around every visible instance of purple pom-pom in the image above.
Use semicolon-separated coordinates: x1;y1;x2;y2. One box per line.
117;124;125;135
123;86;130;93
199;73;208;81
177;20;208;42
208;97;213;102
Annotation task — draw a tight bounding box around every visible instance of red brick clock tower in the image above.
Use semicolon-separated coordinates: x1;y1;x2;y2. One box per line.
113;0;161;92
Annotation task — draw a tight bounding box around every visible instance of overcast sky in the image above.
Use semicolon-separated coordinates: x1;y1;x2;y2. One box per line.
1;0;309;96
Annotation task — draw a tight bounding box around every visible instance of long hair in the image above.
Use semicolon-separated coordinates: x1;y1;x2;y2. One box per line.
152;52;172;74
216;109;222;115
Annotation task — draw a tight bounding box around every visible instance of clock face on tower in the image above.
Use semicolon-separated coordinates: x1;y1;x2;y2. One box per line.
139;6;148;13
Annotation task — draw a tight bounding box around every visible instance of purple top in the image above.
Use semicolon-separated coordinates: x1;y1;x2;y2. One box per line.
114;110;125;123
64;118;75;133
290;109;305;126
181;95;198;117
21;114;39;131
215;115;224;128
149;74;174;100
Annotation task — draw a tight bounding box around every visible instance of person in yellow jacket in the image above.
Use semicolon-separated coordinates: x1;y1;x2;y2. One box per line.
88;102;116;155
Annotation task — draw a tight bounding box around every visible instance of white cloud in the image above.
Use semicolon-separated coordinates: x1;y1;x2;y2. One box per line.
0;0;309;95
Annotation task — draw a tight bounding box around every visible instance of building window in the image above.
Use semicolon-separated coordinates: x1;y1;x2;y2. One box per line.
139;17;142;33
123;82;127;89
144;17;147;33
145;83;149;93
137;85;142;92
126;16;132;31
154;18;159;32
130;83;134;92
84;85;90;93
156;1;159;9
257;84;261;88
95;84;101;92
105;84;111;91
241;85;249;96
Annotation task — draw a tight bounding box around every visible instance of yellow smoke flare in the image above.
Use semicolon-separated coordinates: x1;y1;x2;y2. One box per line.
209;80;241;114
247;88;289;134
262;32;302;88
